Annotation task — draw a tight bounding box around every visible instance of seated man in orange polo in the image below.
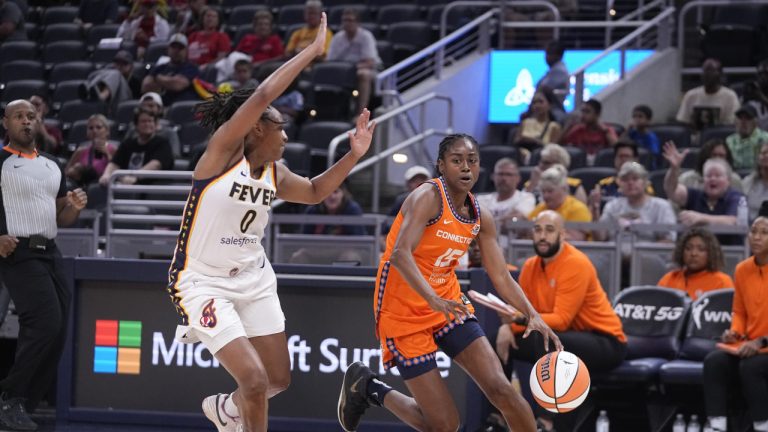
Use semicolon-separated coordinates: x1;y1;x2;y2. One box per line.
496;210;627;430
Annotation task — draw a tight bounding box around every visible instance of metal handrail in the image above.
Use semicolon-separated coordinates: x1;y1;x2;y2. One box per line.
570;6;675;108
677;0;764;75
452;0;559;41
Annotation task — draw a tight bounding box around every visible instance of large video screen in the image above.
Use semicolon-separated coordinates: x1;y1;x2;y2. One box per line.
488;49;653;123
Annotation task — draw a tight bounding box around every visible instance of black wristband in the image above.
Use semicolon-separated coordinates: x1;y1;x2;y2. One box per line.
761;336;768;349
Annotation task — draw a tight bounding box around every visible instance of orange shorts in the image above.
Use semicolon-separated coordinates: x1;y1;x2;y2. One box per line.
381;315;484;380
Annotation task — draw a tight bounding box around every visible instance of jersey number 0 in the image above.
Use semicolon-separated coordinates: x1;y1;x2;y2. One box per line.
240;210;257;233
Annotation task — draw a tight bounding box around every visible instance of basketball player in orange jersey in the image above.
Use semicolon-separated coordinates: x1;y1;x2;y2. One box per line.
338;134;562;432
166;14;375;432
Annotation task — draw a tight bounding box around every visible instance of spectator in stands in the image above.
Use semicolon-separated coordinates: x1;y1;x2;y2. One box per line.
234;10;284;67
512;88;562;159
124;92;181;158
0;0;25;42
477;158;535;235
219;59;259;91
592;161;676;244
496;210;626;432
743;141;768;222
385;165;431;226
75;0;118;30
528;164;592;241
664;142;745;244
175;0;205;35
292;184;366;264
589;140;651;206
65;114;118;188
142;33;200;105
285;0;333;60
625;104;660;168
561;99;618;156
272;79;304;128
327;8;380;116
187;7;230;67
524;143;588;203
676;58;740;130
742;59;768;131
657;227;733;301
29;94;63;156
117;0;171;60
0;100;87;432
98;108;174;188
678;139;744;192
703;216;768;432
536;41;569;103
112;50;142;100
727;104;768;171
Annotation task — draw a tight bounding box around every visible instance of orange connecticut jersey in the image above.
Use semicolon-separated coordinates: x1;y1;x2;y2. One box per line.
375;177;480;339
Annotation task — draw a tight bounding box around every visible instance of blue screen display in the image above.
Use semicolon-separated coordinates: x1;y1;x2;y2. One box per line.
488;50;654;123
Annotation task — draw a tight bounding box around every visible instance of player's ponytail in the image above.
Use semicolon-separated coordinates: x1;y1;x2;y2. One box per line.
196;87;257;132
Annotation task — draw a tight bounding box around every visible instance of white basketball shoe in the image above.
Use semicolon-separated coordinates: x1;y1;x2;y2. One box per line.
202;393;240;432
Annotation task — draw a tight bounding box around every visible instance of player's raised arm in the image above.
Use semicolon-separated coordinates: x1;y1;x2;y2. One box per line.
276;109;375;204
195;13;329;178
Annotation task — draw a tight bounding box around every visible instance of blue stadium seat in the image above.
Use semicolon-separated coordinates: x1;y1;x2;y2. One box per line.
594;286;691;385
649;123;691;148
659;288;734;386
478;144;521;174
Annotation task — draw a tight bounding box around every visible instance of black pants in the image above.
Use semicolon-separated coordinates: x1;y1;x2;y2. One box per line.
0;245;70;409
511;330;627;373
703;350;768;422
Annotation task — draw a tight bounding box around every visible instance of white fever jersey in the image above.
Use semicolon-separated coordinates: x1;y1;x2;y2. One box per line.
169;157;277;276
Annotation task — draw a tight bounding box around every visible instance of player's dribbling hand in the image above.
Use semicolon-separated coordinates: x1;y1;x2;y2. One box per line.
0;235;18;258
310;12;328;58
427;295;470;325
523;314;564;353
348;109;376;159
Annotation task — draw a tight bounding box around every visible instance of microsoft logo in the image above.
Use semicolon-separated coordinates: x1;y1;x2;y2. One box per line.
93;320;142;374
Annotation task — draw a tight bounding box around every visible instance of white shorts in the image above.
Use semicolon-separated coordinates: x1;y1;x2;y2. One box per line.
171;256;285;354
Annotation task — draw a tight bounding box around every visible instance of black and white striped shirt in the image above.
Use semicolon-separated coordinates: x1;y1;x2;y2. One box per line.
0;146;66;239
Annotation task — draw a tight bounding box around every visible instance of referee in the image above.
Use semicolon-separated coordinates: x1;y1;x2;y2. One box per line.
0;100;87;431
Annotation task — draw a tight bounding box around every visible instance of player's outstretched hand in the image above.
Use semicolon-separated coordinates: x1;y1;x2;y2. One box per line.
309;12;328;58
348;108;376;159
523;314;564;353
427;295;470;325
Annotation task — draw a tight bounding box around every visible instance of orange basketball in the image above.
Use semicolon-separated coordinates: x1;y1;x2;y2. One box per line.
529;351;590;413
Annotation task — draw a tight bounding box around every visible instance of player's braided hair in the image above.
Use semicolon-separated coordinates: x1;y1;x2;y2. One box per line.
673;227;725;272
436;133;479;175
196;87;274;132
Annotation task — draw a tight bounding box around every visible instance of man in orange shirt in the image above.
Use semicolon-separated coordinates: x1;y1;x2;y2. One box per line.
703;216;768;432
496;210;626;429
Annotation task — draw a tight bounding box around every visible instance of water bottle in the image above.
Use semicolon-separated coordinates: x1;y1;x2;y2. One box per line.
596;410;610;432
737;196;749;226
687;414;701;432
673;413;687;432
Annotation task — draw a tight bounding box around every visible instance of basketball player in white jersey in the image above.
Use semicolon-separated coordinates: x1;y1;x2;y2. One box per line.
166;14;375;432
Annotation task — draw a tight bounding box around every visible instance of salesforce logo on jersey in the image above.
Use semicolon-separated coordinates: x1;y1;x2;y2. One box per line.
488;49;653;123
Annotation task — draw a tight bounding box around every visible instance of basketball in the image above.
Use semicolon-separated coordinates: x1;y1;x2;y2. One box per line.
529;351;590;413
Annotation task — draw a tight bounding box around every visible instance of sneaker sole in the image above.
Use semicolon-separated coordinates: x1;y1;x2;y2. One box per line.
337;365;359;432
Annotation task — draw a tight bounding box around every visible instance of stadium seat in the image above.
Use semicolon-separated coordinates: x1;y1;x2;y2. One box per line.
328;5;372;28
231;24;253;48
49;61;94;88
86;23;120;50
386;22;433;63
41;6;79;25
376;40;393;68
281;142;311;178
309;61;356;120
115;99;141;133
699;125;736;146
0;60;44;86
178;122;210;156
426;4;482;33
58;100;107;130
42;23;83;44
297;121;352;156
659;288;734;386
569;167;616;192
144;41;169;65
25;22;39;41
518;165;534;186
66;119;91;148
42;40;87;66
593;147;652;169
377;5;421;30
0;41;38;64
478;144;521;174
220;0;254;13
563;145;587;169
649;124;692;148
276;5;305;33
594;286;691;385
167;101;200;126
51;80;87;111
648;169;668;199
0;79;47;108
227;5;269;30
